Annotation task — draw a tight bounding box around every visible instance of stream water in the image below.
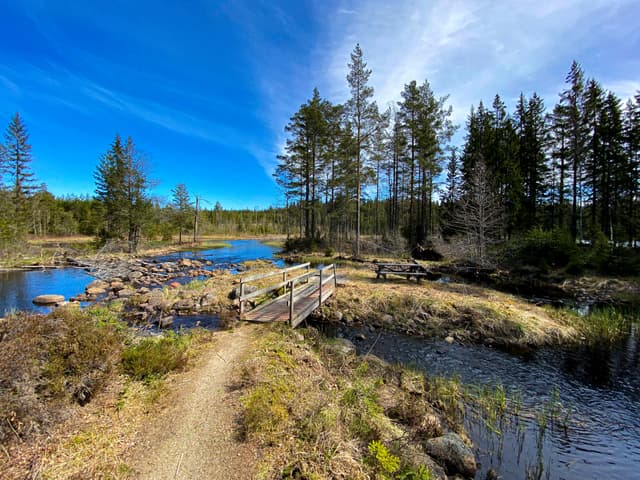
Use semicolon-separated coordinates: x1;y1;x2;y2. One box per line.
325;323;640;480
0;239;281;315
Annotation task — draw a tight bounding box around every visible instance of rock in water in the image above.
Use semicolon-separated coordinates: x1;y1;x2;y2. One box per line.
158;316;174;329
424;432;477;478
32;294;65;305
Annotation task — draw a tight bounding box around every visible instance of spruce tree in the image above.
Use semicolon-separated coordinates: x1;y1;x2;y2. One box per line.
3;113;36;231
94;135;149;252
171;183;192;244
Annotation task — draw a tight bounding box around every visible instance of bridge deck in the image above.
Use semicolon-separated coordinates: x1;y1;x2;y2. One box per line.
240;265;336;327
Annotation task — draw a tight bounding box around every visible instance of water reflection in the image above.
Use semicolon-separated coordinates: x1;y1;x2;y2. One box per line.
324;324;640;480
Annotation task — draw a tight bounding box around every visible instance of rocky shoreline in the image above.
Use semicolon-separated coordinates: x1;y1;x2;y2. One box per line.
32;256;254;330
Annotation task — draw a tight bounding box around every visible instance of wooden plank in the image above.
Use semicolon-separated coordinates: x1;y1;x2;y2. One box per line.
241;264;337;327
241;262;310;283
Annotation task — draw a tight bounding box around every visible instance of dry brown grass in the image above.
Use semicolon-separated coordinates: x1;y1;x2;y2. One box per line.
321;266;578;347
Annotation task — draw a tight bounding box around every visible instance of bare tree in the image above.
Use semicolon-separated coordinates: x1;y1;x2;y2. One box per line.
450;160;503;263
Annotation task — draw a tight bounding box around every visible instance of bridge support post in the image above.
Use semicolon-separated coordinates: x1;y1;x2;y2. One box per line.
319;269;323;308
239;281;245;315
289;279;295;326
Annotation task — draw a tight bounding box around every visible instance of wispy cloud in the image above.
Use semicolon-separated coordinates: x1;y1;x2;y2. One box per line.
604;80;640;102
314;0;639;124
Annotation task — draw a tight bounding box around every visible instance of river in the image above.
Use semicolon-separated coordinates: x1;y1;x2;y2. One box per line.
327;324;640;480
0;239;280;315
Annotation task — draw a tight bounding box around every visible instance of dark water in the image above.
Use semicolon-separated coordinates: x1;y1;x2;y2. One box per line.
330;325;640;480
0;239;282;314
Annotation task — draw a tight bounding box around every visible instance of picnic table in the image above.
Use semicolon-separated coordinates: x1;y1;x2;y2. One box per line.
374;261;439;283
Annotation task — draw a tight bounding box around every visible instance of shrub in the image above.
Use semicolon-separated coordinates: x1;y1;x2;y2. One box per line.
505;228;579;271
367;440;400;475
0;307;124;443
121;332;190;381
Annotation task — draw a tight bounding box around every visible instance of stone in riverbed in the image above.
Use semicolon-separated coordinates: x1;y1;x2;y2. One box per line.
33;294;65;305
324;338;356;357
398;444;447;480
157;316;174;329
423;432;477;478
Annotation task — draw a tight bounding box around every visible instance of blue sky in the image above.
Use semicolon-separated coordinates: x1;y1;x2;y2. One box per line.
1;0;638;209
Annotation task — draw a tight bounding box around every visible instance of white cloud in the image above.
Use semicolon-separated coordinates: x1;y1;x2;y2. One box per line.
314;0;638;126
604;80;640;102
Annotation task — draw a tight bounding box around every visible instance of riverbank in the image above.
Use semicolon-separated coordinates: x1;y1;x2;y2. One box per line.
315;265;581;348
2;255;640;478
0;234;286;270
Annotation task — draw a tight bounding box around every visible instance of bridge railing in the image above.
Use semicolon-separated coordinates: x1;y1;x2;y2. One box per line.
239;263;337;326
239;262;310;315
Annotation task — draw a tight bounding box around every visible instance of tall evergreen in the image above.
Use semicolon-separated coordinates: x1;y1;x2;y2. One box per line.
558;61;587;240
345;44;380;256
94;135;150;252
3;113;36;229
171;183;192;244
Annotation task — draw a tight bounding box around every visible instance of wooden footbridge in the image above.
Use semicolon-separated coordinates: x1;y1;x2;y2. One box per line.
239;263;337;328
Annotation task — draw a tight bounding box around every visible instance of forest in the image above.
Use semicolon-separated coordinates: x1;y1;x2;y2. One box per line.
1;45;639;266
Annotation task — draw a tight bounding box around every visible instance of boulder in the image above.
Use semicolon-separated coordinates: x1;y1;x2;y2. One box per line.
117;288;136;298
228;284;258;300
86;279;109;290
423;433;477;478
325;338;356;357
398;444;447;480
86;286;107;296
158;316;174;329
128;271;144;282
173;298;197;312
110;281;125;291
32;294;65;305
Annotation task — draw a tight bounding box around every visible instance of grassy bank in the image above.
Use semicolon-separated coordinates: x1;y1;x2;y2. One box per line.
318;266;579;348
238;324;466;479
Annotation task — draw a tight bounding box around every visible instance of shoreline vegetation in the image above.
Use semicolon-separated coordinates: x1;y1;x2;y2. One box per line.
1;238;640;478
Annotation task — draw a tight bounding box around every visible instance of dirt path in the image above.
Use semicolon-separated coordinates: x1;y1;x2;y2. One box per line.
130;325;260;479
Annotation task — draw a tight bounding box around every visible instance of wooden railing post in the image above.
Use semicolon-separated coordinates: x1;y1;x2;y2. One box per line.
289;278;295;326
333;264;337;289
239;281;245;315
319;268;323;308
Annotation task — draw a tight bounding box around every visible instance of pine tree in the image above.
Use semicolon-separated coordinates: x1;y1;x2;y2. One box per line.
558;61;587;240
171;183;192;244
345;44;380;256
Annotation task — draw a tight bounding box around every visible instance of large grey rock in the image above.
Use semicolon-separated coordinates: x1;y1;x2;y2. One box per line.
325;338;356;357
398;444;447;480
424;433;477;478
173;298;197;311
128;270;144;282
158;316;174;329
32;294;65;305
